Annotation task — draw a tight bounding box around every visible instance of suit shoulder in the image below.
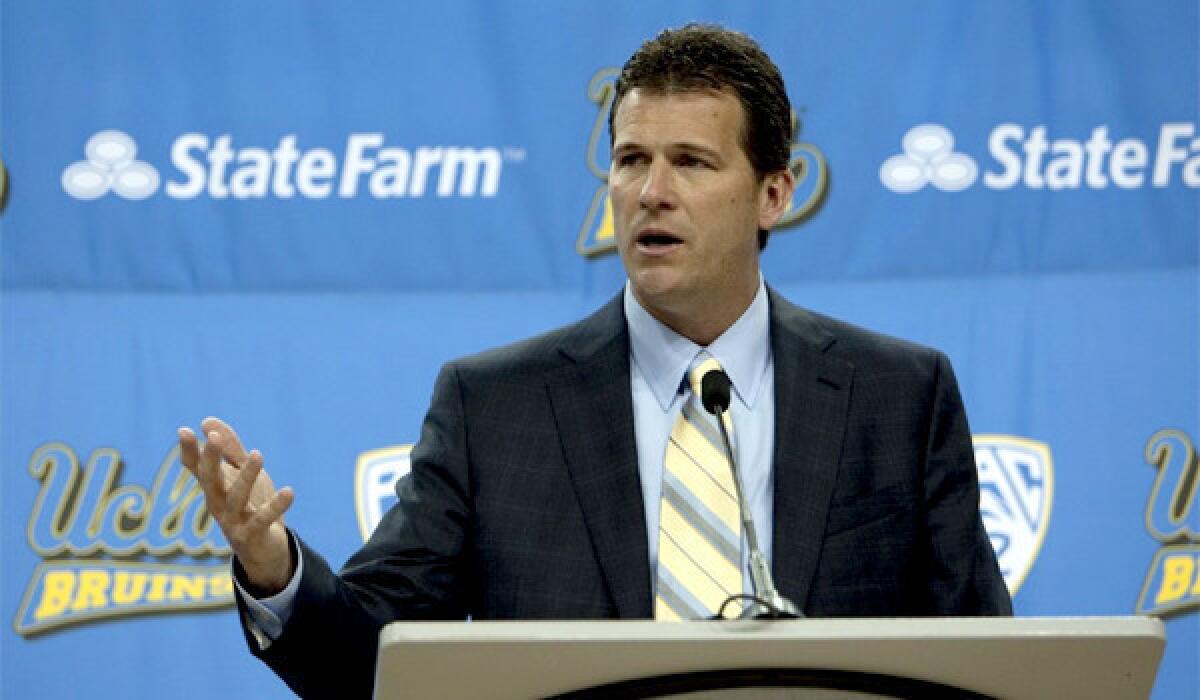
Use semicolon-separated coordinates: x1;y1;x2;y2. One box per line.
445;299;623;379
450;326;571;376
782;303;951;384
819;312;943;362
794;309;963;409
769;287;946;370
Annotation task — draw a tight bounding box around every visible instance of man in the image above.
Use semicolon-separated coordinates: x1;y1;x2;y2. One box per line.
179;24;1010;699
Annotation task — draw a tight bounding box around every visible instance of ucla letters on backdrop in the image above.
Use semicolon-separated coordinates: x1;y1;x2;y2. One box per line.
1136;429;1200;617
14;443;233;636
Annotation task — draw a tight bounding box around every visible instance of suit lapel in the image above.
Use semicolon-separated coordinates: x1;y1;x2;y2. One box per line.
547;296;652;618
767;289;854;612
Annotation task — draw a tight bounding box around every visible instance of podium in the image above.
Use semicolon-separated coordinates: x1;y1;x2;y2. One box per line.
374;617;1164;699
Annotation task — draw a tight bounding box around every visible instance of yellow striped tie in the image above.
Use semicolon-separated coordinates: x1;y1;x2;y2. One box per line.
655;353;743;620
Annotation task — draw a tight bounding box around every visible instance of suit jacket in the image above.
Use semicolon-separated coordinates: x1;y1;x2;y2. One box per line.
241;288;1011;698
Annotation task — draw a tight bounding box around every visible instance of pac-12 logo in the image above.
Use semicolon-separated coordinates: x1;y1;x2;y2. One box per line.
974;435;1054;595
354;445;413;541
1136;429;1200;617
576;68;830;257
14;443;232;636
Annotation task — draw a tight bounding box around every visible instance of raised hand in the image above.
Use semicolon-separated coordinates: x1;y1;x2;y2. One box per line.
178;417;296;595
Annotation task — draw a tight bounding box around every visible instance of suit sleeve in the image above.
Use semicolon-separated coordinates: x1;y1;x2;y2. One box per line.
236;362;474;699
920;352;1013;615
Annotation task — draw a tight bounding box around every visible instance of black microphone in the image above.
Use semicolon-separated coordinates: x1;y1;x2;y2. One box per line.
701;368;801;619
700;370;732;414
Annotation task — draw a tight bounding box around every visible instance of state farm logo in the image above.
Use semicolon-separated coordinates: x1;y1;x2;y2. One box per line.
880;124;977;193
882;122;1200;193
62;131;161;200
63;130;523;201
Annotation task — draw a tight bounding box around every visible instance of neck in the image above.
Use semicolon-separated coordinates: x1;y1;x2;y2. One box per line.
634;278;759;346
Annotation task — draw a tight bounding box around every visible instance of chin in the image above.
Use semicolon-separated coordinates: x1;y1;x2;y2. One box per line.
630;268;673;293
631;276;691;312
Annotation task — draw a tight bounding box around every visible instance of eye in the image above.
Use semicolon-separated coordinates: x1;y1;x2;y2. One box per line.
616;152;646;167
676;154;707;168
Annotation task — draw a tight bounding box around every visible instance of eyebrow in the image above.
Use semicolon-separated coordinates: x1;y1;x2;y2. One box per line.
612;141;723;161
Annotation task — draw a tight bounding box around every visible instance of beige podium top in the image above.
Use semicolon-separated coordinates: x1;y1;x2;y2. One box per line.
373;616;1164;699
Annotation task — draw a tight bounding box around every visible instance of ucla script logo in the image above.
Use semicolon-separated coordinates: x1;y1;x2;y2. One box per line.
974;435;1054;594
1136;429;1200;617
13;443;232;636
576;68;830;257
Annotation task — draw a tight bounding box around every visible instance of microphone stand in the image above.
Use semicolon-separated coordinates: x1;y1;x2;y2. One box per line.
705;371;801;619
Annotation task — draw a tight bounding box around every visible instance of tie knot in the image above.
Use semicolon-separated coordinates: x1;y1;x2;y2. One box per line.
687;352;724;400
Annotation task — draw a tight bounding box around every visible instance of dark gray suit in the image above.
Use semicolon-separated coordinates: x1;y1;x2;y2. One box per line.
241;288;1010;698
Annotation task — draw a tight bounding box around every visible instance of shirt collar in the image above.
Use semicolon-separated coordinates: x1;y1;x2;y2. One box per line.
624;278;771;412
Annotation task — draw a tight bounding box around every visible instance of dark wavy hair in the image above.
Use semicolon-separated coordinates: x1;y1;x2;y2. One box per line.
609;24;792;249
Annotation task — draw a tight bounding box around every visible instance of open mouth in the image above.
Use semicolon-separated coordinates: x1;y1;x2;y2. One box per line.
636;230;683;253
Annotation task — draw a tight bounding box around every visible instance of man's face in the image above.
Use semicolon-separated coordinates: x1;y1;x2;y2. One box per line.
609;88;791;327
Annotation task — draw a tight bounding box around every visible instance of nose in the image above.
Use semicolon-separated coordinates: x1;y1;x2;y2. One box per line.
638;160;675;211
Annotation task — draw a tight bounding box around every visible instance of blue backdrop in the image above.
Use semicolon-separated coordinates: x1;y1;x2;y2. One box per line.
2;1;1197;697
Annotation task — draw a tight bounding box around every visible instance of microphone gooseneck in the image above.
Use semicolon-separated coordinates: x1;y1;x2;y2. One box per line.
700;368;801;620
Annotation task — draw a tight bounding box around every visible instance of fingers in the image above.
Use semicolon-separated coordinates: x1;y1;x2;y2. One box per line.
249;486;295;531
228;451;292;525
177;427;200;475
226;449;264;518
198;431;230;516
194;439;291;526
201;416;249;467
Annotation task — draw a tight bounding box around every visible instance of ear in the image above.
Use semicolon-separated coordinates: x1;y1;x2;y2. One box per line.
757;168;795;230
